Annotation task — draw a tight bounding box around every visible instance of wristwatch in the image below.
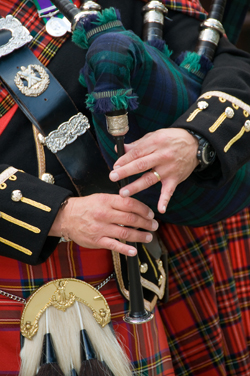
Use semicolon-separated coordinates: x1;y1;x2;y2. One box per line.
187;130;216;171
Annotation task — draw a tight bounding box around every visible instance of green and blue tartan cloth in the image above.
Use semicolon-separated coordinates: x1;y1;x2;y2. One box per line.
77;7;250;226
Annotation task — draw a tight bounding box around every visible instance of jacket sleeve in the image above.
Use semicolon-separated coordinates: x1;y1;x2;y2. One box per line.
0;164;72;264
171;35;250;188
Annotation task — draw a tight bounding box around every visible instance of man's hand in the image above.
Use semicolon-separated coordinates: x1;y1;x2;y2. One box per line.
109;128;199;213
49;194;158;256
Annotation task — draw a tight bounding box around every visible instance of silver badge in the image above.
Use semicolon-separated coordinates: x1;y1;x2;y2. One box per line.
45;17;69;37
14;64;50;97
0;15;33;58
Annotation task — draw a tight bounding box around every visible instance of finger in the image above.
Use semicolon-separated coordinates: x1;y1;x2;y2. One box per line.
99;237;138;256
110;224;155;243
108;210;158;231
111;195;155;220
110;154;159;183
113;137;156;169
96;204;158;231
157;179;177;213
118;170;161;198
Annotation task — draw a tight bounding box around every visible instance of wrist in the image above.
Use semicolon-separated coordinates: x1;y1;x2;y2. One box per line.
48;197;71;238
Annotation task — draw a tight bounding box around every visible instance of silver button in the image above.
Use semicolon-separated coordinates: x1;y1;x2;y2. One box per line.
244;120;250;132
158;275;163;286
41;173;55;184
11;190;23;202
225;107;234;118
140;263;148;274
197;101;208;110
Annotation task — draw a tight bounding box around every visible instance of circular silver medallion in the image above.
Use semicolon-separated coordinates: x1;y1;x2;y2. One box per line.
46;17;68;37
62;16;72;33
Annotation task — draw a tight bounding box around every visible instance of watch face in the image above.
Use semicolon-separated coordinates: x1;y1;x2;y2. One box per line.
201;142;215;165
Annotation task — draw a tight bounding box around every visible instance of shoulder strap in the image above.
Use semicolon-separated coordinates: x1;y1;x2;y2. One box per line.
0;16;118;196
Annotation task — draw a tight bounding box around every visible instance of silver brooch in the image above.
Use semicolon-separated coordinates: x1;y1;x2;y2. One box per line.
0;15;33;58
38;113;90;153
14;64;50;97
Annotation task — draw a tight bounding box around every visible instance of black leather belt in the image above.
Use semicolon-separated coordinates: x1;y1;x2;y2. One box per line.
0;18;117;196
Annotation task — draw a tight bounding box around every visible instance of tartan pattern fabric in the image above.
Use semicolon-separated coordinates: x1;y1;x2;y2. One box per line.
1;206;250;375
0;244;174;375
223;0;250;44
158;206;250;375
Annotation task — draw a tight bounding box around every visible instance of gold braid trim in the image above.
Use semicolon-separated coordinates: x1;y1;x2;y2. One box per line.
0;212;41;233
20;197;51;212
199;91;250;114
224;120;250;152
0;237;32;255
32;125;46;179
186;108;202;122
209;112;228;133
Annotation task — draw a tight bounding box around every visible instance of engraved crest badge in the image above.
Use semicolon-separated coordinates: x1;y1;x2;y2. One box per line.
14;64;50;97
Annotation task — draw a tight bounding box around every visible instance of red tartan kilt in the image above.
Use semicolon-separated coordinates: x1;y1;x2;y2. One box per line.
0;244;174;375
2;206;250;375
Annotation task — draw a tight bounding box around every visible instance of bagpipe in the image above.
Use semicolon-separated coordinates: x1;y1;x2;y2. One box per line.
48;0;250;228
50;0;247;328
17;2;250;375
48;0;233;331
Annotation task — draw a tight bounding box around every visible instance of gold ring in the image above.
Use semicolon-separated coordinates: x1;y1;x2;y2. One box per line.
152;169;161;182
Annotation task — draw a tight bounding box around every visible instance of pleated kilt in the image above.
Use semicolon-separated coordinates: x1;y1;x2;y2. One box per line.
1;205;250;375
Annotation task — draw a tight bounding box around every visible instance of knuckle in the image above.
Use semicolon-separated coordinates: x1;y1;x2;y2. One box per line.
106;239;120;252
131;148;142;160
98;193;110;205
144;173;155;188
126;213;137;224
123;197;134;208
92;209;104;221
119;227;130;240
136;159;148;172
89;223;101;235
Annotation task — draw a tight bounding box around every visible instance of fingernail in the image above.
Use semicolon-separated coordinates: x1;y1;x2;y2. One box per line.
114;165;120;170
152;220;158;231
146;234;153;242
147;210;154;219
121;189;130;197
162;206;166;213
110;172;119;181
128;249;137;256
